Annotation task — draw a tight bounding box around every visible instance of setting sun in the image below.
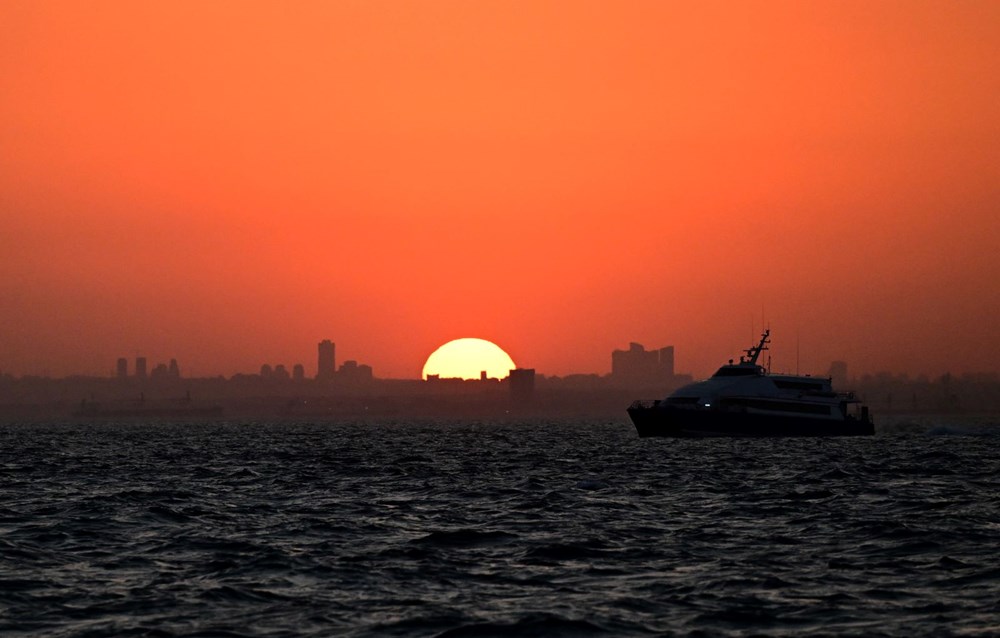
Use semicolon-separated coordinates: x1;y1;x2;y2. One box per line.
422;338;516;380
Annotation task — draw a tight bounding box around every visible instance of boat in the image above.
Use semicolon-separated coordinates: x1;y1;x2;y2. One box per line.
628;330;874;437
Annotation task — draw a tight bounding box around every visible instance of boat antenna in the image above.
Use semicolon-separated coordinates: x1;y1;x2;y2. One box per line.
744;329;770;366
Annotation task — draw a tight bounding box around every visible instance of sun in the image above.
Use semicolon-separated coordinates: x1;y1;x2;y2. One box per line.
422;338;517;380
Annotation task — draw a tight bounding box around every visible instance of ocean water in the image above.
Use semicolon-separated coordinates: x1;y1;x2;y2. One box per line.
2;418;1000;637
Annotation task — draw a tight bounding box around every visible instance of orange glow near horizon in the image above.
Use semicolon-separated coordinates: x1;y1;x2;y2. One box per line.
1;1;998;380
422;339;517;380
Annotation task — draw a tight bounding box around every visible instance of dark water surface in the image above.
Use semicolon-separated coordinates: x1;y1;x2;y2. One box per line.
2;419;1000;637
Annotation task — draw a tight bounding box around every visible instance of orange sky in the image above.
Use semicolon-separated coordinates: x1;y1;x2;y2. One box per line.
2;1;998;379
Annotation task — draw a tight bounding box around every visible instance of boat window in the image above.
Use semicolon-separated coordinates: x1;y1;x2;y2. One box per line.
773;380;826;392
712;366;760;377
725;398;833;414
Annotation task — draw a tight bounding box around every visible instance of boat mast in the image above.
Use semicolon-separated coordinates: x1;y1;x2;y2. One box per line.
744;329;770;366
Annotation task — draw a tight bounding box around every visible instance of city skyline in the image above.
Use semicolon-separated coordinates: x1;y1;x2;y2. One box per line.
4;336;997;420
4;332;995;384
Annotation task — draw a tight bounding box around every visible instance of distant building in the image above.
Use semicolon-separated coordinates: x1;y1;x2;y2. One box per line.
317;340;336;380
508;368;535;403
116;358;128;379
292;364;305;381
150;363;170;380
611;343;674;387
339;360;373;383
168;358;180;378
260;364;273;379
658;346;674;378
135;357;147;379
273;364;290;381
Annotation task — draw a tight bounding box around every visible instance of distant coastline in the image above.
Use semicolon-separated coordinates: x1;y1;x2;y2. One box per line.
1;370;997;421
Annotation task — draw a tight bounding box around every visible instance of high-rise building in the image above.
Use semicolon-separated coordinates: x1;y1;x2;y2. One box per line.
168;359;180;378
116;358;128;379
135;357;147;379
292;364;305;381
611;343;675;387
317;340;336;380
611;343;657;380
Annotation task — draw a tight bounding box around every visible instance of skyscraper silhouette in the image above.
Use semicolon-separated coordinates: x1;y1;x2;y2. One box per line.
317;340;336;380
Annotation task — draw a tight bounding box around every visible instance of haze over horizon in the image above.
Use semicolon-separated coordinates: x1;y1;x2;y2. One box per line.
3;1;998;380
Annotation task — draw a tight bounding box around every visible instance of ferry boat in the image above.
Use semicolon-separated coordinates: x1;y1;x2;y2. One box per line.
628;330;874;437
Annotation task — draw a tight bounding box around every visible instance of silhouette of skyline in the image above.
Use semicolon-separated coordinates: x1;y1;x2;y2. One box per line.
2;335;998;420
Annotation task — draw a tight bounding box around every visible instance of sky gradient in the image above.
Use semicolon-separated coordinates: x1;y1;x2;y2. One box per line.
2;1;998;379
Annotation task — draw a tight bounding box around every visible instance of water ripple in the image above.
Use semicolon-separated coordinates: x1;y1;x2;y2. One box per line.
1;419;999;636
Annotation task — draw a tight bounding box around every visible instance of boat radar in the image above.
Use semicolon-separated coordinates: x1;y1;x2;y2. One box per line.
740;329;770;366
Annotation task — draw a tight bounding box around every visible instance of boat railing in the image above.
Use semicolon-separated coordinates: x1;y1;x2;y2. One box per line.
629;400;661;410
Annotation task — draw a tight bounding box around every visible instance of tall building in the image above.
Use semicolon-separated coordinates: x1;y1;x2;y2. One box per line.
168;358;180;378
317;340;336;380
611;343;675;387
135;357;147;379
116;358;128;379
611;343;656;380
292;364;305;381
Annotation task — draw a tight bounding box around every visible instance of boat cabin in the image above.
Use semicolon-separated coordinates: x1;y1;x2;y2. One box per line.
711;363;765;378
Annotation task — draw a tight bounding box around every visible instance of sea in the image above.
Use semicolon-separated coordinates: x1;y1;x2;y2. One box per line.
2;417;999;637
